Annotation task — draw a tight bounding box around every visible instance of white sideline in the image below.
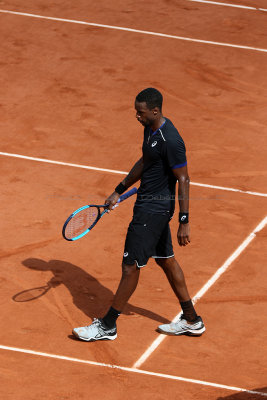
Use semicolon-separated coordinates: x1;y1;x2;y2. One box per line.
133;215;267;368
0;345;267;396
1;152;267;198
0;9;267;53
187;0;267;12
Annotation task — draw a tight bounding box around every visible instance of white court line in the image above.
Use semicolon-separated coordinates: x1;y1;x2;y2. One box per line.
0;9;267;53
187;0;267;12
133;215;267;368
190;181;267;198
0;151;128;175
0;345;267;396
1;151;267;198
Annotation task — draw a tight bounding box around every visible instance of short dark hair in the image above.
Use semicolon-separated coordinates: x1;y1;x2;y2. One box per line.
136;88;163;111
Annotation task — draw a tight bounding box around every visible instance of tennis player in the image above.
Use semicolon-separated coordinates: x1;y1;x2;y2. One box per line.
73;88;205;341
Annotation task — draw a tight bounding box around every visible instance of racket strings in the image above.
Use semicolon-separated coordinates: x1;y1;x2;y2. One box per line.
65;207;98;239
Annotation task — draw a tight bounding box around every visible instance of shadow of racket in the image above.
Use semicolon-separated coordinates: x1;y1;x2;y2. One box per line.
12;278;61;302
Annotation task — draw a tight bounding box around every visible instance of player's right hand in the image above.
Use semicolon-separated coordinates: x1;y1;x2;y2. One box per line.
105;191;120;210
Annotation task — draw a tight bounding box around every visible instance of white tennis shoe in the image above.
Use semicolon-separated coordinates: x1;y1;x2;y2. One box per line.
158;315;205;336
73;318;117;341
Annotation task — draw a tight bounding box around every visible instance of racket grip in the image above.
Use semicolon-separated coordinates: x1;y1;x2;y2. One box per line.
117;187;138;203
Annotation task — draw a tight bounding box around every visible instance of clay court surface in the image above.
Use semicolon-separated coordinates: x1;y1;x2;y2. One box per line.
0;1;267;399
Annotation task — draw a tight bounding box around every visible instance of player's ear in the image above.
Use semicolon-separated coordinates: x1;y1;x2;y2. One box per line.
152;107;158;115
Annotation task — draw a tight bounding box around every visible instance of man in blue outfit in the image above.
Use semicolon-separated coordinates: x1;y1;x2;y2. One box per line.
73;88;205;341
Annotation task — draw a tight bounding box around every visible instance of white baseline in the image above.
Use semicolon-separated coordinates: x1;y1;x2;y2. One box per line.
0;345;267;396
0;151;267;197
0;9;267;53
187;0;267;12
133;215;267;368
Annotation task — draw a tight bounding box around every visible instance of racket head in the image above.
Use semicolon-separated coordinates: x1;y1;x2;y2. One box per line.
62;205;102;241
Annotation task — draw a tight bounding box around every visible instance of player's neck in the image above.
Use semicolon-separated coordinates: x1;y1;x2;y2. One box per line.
150;116;165;132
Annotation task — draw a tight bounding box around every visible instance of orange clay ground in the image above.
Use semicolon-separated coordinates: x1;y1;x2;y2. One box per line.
0;1;267;399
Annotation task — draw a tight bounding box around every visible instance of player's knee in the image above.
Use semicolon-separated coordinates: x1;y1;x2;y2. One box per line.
121;262;138;277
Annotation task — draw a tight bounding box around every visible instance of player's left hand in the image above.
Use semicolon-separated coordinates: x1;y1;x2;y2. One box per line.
177;223;190;246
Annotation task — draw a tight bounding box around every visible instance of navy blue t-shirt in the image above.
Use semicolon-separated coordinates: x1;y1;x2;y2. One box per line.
135;118;187;215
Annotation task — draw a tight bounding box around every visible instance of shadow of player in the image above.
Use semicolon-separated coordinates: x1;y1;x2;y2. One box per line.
19;258;170;324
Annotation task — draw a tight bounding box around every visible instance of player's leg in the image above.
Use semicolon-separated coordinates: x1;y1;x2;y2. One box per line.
156;256;205;336
155;256;191;303
155;256;197;318
92;262;140;333
111;262;140;311
153;225;205;336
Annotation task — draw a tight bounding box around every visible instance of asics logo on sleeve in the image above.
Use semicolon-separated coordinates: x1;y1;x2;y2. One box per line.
123;252;129;257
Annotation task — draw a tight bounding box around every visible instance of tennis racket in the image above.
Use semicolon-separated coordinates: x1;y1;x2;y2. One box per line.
62;187;137;241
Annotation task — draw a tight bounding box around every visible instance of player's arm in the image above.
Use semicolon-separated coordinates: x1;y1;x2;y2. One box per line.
121;156;144;188
105;157;143;209
172;165;190;247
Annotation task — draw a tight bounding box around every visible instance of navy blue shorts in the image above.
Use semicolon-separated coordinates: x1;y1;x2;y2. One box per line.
123;208;174;268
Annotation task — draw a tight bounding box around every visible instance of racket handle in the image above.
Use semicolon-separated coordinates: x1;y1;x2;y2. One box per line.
117;187;138;203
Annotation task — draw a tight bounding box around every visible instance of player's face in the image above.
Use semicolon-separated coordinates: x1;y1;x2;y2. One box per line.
135;101;157;127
